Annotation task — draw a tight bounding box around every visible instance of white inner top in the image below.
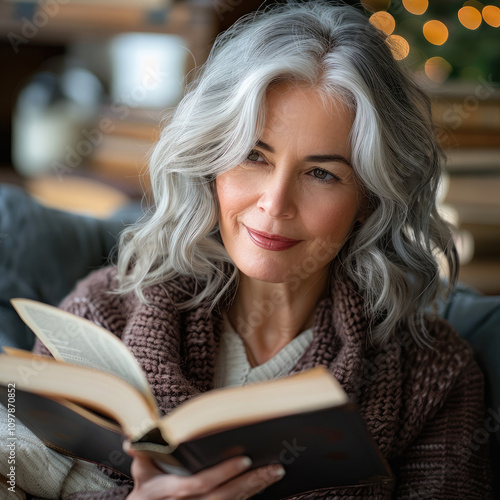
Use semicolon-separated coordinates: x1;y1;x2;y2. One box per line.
214;313;314;388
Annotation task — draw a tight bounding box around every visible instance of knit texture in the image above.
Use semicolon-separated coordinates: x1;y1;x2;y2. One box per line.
32;266;492;499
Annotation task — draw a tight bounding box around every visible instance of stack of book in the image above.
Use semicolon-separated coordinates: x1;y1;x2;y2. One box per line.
85;105;166;197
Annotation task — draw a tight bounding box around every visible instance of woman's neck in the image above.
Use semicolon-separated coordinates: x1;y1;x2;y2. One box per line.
226;270;329;366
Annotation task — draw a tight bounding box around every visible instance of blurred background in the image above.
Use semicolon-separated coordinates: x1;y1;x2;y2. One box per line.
0;0;499;294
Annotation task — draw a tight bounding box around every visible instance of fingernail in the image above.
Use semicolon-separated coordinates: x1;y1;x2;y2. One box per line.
240;456;253;468
272;465;286;478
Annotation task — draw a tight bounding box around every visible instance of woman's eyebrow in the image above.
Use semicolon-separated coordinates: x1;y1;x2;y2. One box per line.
305;154;352;167
255;140;352;167
255;140;275;153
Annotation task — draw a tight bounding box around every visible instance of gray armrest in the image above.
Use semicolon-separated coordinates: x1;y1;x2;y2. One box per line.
0;184;141;351
438;283;500;441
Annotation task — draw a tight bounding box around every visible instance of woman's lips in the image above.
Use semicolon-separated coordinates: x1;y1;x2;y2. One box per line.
245;226;301;251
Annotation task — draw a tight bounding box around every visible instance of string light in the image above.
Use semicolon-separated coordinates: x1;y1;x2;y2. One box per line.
364;1;497;82
387;34;410;60
369;11;396;35
425;56;453;83
423;20;449;45
483;5;500;27
402;0;428;15
458;6;483;29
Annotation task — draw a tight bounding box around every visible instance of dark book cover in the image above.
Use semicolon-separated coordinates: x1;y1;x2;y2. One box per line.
168;404;392;499
0;386;132;477
0;386;391;499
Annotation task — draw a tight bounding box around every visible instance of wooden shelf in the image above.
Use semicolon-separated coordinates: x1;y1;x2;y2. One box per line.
0;1;219;80
459;259;500;296
0;1;218;38
445;174;500;226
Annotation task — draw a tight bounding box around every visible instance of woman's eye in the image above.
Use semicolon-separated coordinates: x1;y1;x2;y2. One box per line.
310;168;339;182
246;150;263;162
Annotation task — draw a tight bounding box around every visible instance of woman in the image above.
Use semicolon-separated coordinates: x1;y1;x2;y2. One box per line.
33;1;491;499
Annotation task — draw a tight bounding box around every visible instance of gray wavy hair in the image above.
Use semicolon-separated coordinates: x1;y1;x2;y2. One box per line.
116;0;458;346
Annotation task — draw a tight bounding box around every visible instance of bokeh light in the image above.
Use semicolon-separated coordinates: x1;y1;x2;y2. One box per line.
402;0;428;15
483;5;500;27
361;0;391;13
423;20;449;45
387;34;410;60
425;56;453;83
458;6;483;29
369;11;396;35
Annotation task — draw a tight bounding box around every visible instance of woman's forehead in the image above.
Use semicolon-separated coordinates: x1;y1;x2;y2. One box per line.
261;83;354;148
264;82;353;121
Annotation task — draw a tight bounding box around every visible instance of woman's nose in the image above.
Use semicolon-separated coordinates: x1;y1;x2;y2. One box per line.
256;172;296;219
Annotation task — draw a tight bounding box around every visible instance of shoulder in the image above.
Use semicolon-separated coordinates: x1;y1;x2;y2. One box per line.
355;315;485;457
62;265;121;300
396;314;482;432
56;266;129;339
58;266;197;338
402;315;475;382
359;314;477;410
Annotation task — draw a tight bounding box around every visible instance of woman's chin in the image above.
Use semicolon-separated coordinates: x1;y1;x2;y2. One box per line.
237;264;292;285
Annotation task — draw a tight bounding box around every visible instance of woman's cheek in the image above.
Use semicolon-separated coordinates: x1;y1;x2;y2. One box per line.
305;194;360;238
217;169;262;211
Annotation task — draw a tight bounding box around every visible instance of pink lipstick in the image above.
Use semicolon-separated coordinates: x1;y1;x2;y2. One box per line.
245;226;301;251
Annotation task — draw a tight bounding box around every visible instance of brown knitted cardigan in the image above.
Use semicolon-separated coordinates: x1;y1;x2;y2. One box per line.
33;266;491;500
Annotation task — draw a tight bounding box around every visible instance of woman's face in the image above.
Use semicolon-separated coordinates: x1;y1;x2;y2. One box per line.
216;83;364;284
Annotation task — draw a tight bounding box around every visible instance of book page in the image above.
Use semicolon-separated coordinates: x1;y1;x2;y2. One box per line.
161;366;349;445
0;354;157;436
10;298;154;406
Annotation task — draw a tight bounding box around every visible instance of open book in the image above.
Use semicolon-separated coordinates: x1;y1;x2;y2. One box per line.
0;299;392;499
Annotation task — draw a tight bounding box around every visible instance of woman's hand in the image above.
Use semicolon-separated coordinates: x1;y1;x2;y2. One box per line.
125;447;286;500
